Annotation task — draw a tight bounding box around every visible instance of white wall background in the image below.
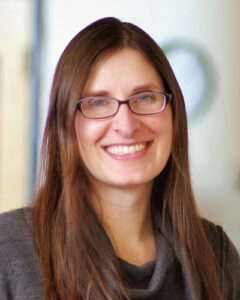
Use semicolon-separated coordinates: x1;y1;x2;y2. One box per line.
40;0;240;250
0;0;32;211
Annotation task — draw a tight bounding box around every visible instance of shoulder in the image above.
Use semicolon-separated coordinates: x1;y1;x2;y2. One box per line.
0;207;32;238
202;218;240;299
202;218;231;251
201;218;239;263
0;207;35;255
0;207;43;299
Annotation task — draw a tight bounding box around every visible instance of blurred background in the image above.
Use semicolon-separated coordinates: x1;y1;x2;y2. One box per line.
0;0;239;251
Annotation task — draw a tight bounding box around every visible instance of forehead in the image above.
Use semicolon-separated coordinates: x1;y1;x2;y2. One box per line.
82;48;165;97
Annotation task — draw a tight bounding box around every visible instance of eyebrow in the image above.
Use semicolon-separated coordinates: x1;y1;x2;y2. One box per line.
130;84;164;95
83;83;164;98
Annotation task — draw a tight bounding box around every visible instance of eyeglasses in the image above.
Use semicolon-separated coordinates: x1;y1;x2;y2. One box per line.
76;92;172;119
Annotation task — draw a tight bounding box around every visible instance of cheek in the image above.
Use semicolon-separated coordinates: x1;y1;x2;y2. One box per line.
148;113;173;138
149;111;173;157
74;115;108;150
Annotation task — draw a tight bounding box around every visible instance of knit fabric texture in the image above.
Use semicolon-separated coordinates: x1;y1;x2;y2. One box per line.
0;208;239;300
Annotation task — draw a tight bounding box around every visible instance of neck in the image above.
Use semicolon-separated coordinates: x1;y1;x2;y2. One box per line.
91;180;156;265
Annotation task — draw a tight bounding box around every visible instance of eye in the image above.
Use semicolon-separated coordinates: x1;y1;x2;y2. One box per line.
135;93;156;104
88;98;108;107
137;94;151;102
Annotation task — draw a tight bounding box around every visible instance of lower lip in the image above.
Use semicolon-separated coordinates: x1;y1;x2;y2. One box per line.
103;143;152;161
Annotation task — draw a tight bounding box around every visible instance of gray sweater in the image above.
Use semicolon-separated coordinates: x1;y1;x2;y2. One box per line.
0;208;239;300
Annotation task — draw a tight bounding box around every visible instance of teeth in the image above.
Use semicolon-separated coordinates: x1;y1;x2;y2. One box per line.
106;143;147;155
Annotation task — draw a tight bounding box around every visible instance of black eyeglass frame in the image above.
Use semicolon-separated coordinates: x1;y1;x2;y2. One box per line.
76;92;173;119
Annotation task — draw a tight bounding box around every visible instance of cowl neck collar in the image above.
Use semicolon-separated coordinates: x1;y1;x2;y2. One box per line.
121;229;202;300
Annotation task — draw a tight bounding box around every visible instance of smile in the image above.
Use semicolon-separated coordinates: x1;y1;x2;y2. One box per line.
105;143;148;155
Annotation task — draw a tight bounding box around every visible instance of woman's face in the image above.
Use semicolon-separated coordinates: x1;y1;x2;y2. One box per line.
74;48;173;189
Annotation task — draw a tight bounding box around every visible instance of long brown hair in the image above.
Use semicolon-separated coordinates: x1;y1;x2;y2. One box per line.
33;17;222;299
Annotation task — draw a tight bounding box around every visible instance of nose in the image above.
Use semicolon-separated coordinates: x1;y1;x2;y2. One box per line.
111;102;140;137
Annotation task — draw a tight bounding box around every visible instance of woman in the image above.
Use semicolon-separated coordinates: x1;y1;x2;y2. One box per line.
0;17;239;300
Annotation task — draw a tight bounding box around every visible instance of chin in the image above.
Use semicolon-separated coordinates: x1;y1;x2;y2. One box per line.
104;174;154;188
